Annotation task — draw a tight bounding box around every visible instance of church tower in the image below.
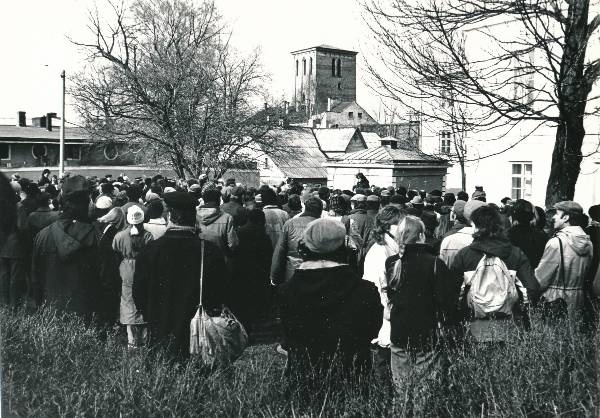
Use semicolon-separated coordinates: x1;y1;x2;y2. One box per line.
291;45;357;116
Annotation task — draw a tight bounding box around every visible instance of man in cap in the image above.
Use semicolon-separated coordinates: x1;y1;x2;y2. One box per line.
278;218;382;383
535;201;593;317
347;193;375;274
133;191;228;357
271;197;323;285
220;185;248;227
439;200;486;268
32;175;101;320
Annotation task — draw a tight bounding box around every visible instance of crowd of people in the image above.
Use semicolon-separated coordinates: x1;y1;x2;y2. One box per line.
0;169;599;406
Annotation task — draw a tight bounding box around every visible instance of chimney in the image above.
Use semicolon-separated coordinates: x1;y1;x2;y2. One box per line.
46;112;57;131
284;101;289;115
327;98;332;112
264;102;268;110
17;111;26;127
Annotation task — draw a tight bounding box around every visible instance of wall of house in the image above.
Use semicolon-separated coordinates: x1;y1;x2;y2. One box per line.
327;165;396;190
317;103;377;128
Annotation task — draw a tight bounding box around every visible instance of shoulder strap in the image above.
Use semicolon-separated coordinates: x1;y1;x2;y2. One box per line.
557;237;565;291
199;239;205;308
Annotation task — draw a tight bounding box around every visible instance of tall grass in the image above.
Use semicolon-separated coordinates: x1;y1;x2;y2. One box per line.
1;306;598;417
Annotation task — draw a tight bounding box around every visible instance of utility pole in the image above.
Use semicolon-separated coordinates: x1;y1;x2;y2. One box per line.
59;70;65;177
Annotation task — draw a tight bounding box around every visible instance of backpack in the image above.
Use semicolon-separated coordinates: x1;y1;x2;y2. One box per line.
462;254;519;319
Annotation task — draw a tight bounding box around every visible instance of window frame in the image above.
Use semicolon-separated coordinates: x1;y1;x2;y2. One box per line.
296;60;299;76
331;58;336;76
510;162;533;200
31;144;48;159
65;144;81;161
302;58;306;75
358;112;363;119
309;57;313;75
348;111;354;119
336;58;341;77
0;143;11;160
440;130;452;154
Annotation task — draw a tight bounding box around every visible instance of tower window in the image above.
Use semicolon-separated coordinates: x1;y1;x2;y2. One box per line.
296;60;298;76
332;58;336;76
336;59;341;77
309;57;313;75
303;58;306;75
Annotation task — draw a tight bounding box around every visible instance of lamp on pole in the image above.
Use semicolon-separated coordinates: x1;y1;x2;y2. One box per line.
59;70;66;177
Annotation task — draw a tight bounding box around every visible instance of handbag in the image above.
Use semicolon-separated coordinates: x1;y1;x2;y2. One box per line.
190;240;248;367
540;237;568;320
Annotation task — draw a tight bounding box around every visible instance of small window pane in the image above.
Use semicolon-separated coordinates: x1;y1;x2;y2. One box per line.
512;164;522;175
525;164;532;175
0;144;9;159
512;177;521;188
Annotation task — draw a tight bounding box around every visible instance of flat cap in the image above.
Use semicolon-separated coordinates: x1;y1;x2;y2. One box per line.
553;201;583;214
350;194;366;202
164;191;197;211
464;200;487;222
453;200;467;218
367;194;380;202
303;218;346;254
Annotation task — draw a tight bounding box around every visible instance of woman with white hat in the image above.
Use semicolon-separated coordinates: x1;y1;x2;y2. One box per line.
112;206;154;348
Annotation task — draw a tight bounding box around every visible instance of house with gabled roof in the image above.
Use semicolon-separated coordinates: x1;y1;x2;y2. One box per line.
312;127;366;158
309;100;378;129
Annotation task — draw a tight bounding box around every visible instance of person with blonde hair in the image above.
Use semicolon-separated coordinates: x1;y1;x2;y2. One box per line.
385;215;458;414
113;206;153;348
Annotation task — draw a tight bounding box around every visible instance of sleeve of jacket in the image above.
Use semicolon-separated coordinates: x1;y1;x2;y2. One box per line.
362;247;390;320
534;238;560;291
434;257;461;326
366;283;384;338
514;247;540;303
270;221;289;285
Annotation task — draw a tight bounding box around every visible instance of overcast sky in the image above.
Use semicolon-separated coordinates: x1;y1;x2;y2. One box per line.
0;0;383;126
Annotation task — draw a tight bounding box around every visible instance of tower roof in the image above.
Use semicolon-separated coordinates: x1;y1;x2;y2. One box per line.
291;44;358;56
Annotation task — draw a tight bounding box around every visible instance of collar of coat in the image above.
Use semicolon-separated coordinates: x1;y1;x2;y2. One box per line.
298;260;348;270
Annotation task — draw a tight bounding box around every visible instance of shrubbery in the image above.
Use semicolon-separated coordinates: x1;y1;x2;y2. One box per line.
1;306;598;416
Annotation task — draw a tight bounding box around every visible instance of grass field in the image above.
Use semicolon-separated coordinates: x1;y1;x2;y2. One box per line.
1;306;598;417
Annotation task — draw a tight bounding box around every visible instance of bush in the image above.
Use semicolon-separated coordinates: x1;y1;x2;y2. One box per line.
1;306;598;416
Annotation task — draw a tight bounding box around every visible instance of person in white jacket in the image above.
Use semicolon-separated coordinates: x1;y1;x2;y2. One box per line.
362;205;403;383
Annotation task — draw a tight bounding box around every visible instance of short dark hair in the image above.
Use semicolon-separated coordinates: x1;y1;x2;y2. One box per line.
443;193;456;206
318;186;330;201
397;186;407;196
501;197;512;205
169;207;196;227
146;200;164;219
471;205;506;240
36;192;51;208
511;199;534;224
457;191;469;202
304;197;324;215
101;182;114;195
126;184;143;201
287;194;302;211
202;189;221;204
260;188;278;206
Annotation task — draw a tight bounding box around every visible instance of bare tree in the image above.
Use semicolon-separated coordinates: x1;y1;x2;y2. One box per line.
71;0;277;179
363;0;600;206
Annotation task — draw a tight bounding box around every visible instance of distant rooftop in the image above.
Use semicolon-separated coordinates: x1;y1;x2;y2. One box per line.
291;44;358;55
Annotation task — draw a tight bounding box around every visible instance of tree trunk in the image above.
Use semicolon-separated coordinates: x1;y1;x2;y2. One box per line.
544;116;585;208
460;159;466;191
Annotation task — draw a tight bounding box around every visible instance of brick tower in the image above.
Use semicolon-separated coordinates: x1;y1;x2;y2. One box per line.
291;45;357;116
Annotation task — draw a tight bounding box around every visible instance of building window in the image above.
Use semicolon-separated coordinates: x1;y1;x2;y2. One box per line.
358;112;363;119
65;144;81;160
31;144;47;159
264;158;269;169
296;60;298;76
331;58;336;76
337;82;342;90
302;58;306;75
511;162;533;200
440;130;452;154
103;143;118;160
309;57;313;75
336;59;341;77
0;143;10;160
348;112;354;119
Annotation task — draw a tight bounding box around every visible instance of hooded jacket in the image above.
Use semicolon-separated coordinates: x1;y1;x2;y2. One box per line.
196;205;238;271
32;218;100;318
278;262;382;376
535;226;593;312
451;236;540;342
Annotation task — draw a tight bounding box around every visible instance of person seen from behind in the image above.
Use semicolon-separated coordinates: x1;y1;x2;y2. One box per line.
384;215;458;415
278;218;382;386
508;199;548;269
113;206;153;348
450;205;539;344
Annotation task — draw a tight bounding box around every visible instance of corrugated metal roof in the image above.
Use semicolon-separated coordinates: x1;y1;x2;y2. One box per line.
266;127;328;178
313;128;358;152
337;145;447;164
0;125;89;141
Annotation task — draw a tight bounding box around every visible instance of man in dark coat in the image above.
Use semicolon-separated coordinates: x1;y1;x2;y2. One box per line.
278;218;382;383
508;199;548;269
27;192;60;238
133;191;228;357
220;186;248;227
32;175;101;320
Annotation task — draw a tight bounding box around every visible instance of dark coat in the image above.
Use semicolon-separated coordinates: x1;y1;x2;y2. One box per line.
132;229;228;356
93;221;122;324
278;264;382;376
220;200;248;227
509;224;549;269
27;208;60;238
385;244;460;350
231;222;273;329
32;218;100;319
